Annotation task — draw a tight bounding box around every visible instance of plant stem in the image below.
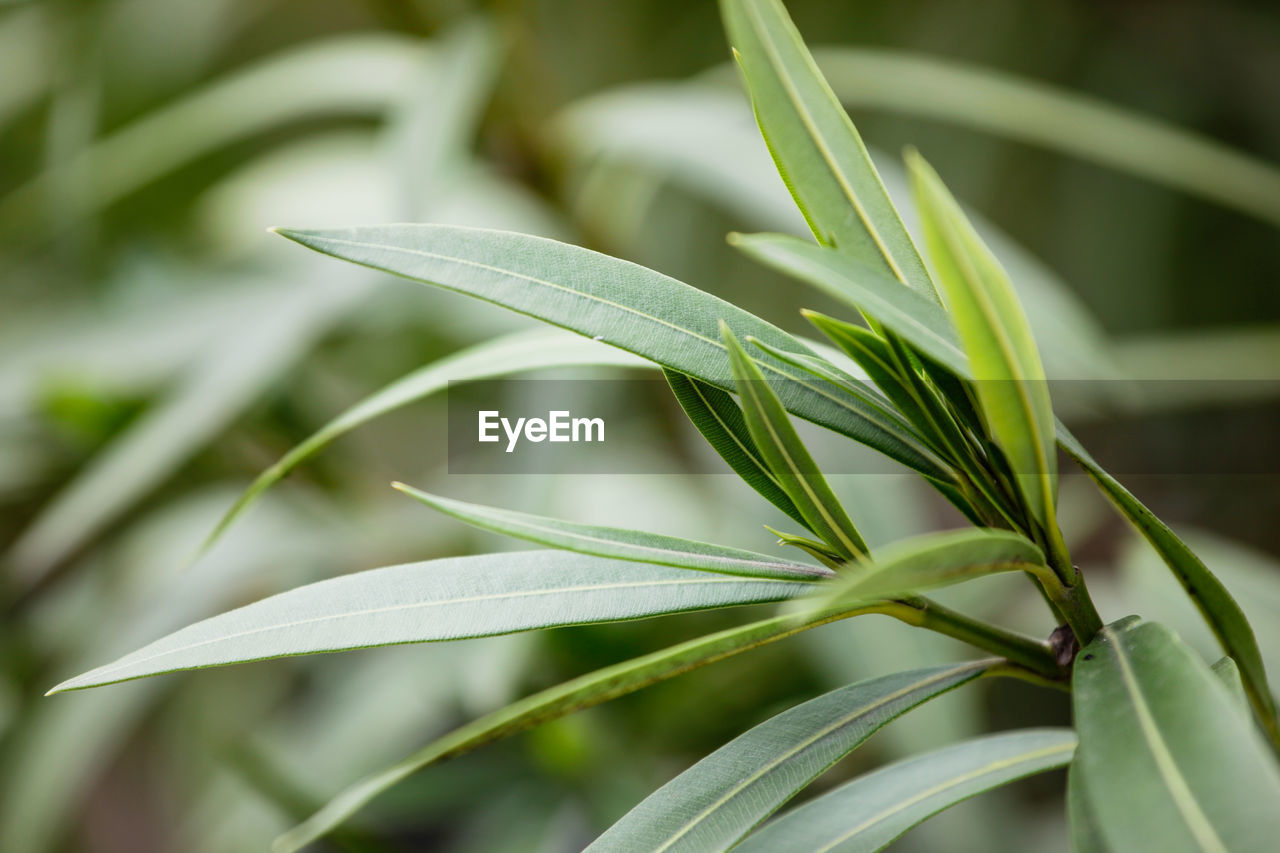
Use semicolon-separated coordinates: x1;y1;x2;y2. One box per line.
1039;527;1104;645
891;595;1064;681
801;596;1064;681
1051;579;1103;645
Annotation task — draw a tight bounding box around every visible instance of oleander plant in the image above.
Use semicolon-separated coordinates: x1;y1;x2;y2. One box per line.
45;1;1280;851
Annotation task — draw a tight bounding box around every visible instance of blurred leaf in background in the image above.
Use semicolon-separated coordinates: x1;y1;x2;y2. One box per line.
3;0;1280;851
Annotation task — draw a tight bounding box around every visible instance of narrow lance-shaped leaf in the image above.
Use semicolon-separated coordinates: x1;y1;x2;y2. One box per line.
802;309;1000;519
273;602;899;853
274;225;950;482
745;337;911;429
1072;617;1280;853
744;337;883;401
803;313;943;451
0;35;427;237
585;661;996;853
908;151;1059;534
734;233;969;376
810;46;1280;229
765;526;844;569
822;529;1047;607
722;323;868;559
49;551;816;693
733;729;1077;853
201;327;651;555
718;0;939;302
1059;423;1280;749
664;369;808;529
391;483;832;581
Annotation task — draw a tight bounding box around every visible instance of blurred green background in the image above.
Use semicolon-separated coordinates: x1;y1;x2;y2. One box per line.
2;0;1279;851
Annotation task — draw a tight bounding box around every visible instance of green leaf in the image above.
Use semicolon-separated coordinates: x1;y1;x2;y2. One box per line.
1210;657;1249;711
1059;425;1280;748
809;47;1280;229
722;324;867;559
391;483;831;581
744;336;892;409
10;274;367;586
201;327;649;554
273;602;895;853
803;314;939;442
732;729;1076;852
765;526;844;569
585;661;995;852
1073;617;1280;853
553;81;1119;382
48;551;816;693
663;370;803;530
734;233;969;376
274;224;950;482
0;34;428;237
1067;762;1111;853
823;529;1047;606
907;152;1058;531
718;0;938;301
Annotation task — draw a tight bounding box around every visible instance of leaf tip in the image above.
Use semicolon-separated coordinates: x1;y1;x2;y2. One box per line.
270;226;320;246
45;677;75;696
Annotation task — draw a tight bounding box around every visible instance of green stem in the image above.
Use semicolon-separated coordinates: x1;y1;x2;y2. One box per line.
891;595;1064;681
1052;579;1103;645
1039;527;1104;645
803;596;1062;680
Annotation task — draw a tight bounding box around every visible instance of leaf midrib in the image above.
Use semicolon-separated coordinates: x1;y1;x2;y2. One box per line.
67;575;806;684
938;208;1053;514
1103;625;1228;853
417;493;831;579
651;661;989;851
813;740;1075;852
686;376;786;493
302;233;928;451
741;0;912;286
739;373;863;557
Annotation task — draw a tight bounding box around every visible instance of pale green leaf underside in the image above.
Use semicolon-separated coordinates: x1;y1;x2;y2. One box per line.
733;728;1076;853
585;661;994;853
719;0;938;302
274;603;892;853
1073;617;1280;853
825;528;1046;606
392;483;831;580
50;551;814;693
733;232;969;376
202;326;650;554
908;152;1057;527
1059;424;1280;748
275;224;948;481
723;325;868;559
